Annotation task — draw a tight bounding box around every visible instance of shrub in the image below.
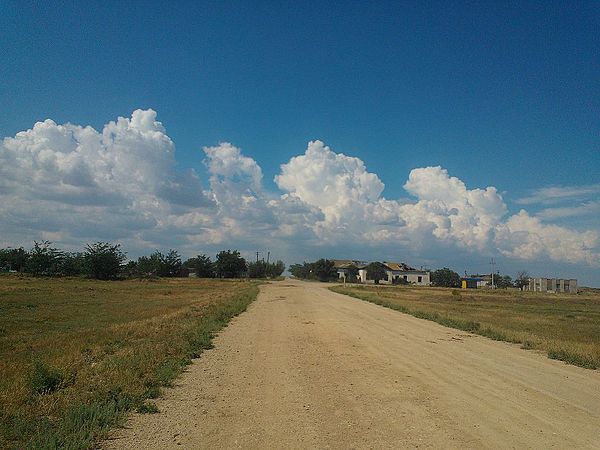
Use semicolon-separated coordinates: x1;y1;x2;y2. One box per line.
29;361;64;395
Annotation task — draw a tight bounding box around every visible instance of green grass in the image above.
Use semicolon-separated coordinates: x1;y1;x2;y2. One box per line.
0;275;259;449
331;284;600;370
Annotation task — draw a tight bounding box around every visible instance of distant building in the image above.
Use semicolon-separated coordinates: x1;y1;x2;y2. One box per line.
382;262;431;286
332;259;430;285
461;274;492;289
332;260;368;283
525;278;577;293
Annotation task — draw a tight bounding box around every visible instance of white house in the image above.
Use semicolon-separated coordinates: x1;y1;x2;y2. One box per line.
382;262;431;286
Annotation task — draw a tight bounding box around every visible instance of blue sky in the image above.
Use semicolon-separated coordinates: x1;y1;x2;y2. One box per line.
1;1;599;284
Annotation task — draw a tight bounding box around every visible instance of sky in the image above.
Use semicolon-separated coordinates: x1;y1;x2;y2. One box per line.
1;1;599;285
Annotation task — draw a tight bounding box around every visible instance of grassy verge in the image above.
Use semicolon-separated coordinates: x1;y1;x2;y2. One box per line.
0;275;259;449
330;285;600;370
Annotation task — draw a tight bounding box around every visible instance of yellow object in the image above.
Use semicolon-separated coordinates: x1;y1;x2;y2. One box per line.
461;280;467;289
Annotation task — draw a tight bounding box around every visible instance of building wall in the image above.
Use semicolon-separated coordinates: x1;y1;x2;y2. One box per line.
526;278;577;293
385;270;430;286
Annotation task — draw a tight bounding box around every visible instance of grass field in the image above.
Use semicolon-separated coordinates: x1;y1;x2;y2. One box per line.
331;284;600;370
0;275;259;449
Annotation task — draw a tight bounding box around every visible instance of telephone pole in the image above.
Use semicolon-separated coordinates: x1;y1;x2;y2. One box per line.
256;252;260;263
490;258;496;289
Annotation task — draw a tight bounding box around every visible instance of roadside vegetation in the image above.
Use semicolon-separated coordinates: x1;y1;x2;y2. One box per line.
0;276;260;449
0;242;285;280
331;285;600;370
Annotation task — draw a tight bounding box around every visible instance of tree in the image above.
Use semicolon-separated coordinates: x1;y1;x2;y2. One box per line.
366;262;387;284
247;261;267;278
289;262;313;279
215;250;246;278
495;274;513;289
0;247;28;272
431;268;461;288
26;241;64;276
344;266;359;283
514;270;530;290
161;249;182;277
183;254;214;278
136;251;164;277
266;260;285;278
84;242;126;280
313;259;336;282
248;260;286;279
59;252;85;276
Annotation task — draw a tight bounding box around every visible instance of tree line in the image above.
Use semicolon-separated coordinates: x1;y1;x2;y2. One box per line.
0;242;285;280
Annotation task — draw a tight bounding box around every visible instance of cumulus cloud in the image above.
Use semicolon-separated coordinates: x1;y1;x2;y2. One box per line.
496;211;599;266
1;110;598;270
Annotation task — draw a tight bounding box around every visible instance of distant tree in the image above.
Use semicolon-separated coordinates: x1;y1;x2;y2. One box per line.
431;268;461;288
266;260;285;278
161;249;182;277
59;252;85;276
122;260;139;278
247;260;267;278
84;242;126;280
366;262;387;284
183;254;215;278
136;252;164;277
494;274;513;289
289;262;313;279
0;247;29;272
248;260;286;279
514;270;530;290
344;266;359;282
312;259;336;282
215;250;247;278
26;241;64;276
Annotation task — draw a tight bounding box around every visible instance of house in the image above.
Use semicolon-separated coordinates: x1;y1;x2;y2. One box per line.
382;262;431;286
524;278;577;293
332;260;368;283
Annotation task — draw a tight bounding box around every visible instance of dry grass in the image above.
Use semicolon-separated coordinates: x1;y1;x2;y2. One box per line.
0;274;259;449
331;284;600;370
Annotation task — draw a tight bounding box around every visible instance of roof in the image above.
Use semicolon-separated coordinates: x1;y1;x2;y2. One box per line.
383;261;415;271
332;259;367;269
332;259;357;269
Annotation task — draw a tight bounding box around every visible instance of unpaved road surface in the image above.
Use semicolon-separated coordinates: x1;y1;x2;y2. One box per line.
106;280;600;449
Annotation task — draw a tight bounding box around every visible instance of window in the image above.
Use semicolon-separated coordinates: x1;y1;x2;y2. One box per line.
417;276;422;283
403;275;408;281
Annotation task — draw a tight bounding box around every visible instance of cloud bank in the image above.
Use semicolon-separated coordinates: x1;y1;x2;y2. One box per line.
1;109;598;270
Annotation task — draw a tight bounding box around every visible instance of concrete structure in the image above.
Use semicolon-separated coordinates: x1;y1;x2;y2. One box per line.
461;274;492;289
382;262;431;286
332;260;368;283
525;278;577;293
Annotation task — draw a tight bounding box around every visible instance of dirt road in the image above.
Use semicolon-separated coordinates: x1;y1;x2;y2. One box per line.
106;280;600;449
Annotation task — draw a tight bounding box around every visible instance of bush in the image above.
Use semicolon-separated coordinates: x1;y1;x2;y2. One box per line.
29;361;64;395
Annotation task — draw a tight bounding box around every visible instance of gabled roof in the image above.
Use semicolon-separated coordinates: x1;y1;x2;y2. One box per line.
383;261;415;271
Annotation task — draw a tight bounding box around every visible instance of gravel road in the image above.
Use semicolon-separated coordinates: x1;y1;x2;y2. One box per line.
105;280;600;449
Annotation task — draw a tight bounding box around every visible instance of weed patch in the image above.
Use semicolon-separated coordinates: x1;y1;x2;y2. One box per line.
0;277;259;449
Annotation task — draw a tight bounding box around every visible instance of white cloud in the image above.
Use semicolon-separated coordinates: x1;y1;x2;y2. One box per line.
1;110;598;272
496;210;599;266
516;183;600;205
536;201;600;220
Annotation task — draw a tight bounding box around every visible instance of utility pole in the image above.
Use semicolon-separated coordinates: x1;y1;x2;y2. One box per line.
490;258;496;289
256;252;260;263
267;251;270;264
